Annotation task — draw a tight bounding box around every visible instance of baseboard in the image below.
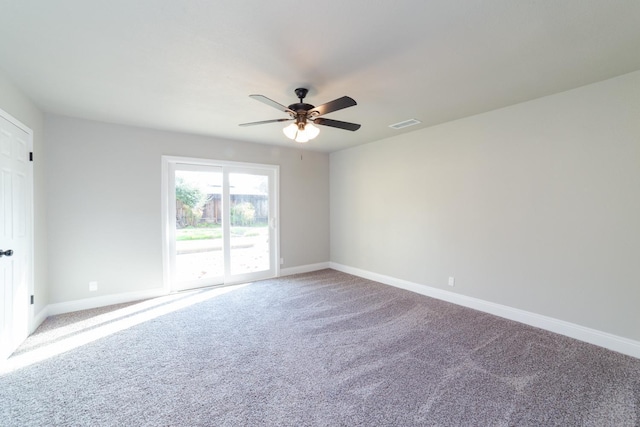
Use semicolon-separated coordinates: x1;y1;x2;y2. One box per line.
36;263;331;322
280;262;330;277
31;307;49;334
329;262;640;359
46;288;169;317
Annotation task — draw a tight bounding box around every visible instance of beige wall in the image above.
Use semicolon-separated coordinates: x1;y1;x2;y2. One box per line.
331;71;640;341
0;70;48;314
45;115;329;304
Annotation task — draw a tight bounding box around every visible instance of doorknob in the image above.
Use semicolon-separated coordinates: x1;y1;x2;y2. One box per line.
0;249;13;257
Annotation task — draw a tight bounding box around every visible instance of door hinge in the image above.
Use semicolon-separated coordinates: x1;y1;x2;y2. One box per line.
29;152;33;162
30;295;34;305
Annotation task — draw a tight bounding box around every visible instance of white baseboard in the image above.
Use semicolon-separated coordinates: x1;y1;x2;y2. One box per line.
280;262;330;277
46;288;169;317
31;307;49;333
35;263;331;324
329;262;640;359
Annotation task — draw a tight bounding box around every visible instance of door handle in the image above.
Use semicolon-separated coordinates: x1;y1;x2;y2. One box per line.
0;249;13;257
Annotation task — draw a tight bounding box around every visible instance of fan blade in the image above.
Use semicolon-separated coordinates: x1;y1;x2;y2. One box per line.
250;94;295;115
239;118;293;127
309;96;357;116
313;118;361;131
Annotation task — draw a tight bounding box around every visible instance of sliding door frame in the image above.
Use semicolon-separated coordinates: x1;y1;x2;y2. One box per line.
161;155;279;292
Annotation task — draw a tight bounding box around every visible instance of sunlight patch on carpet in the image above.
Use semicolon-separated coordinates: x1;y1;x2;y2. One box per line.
1;283;248;375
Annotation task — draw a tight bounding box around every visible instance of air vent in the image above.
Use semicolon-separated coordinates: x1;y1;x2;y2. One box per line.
389;119;421;130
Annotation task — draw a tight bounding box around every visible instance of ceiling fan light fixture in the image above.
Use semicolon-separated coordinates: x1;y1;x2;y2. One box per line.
305;123;320;139
283;121;319;143
295;132;310;143
283;123;298;139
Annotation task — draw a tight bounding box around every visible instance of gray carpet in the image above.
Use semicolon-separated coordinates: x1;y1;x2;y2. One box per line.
1;269;639;426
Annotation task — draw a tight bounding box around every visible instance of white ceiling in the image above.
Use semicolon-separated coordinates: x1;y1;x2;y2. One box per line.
1;1;639;152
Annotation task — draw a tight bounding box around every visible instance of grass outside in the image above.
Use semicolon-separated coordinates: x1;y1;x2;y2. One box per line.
176;225;266;241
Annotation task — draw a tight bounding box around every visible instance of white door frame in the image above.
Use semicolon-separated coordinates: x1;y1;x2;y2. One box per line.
0;108;34;360
161;155;279;292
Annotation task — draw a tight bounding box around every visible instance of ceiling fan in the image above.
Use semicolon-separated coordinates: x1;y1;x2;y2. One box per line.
239;88;361;143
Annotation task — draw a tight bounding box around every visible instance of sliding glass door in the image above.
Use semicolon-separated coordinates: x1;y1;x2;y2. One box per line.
164;158;278;291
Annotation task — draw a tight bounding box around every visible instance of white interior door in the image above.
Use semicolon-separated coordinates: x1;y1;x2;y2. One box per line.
164;157;278;291
0;112;32;360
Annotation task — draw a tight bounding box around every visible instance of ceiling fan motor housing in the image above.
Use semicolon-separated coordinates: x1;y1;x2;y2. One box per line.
287;103;315;113
288;88;315;125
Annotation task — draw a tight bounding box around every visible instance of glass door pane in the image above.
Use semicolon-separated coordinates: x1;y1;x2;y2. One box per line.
174;166;224;289
228;172;271;276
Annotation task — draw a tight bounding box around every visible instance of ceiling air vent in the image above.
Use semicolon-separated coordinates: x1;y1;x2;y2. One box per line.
388;119;421;130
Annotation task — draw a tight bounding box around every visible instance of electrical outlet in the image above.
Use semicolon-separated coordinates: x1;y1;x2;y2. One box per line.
89;281;98;292
448;277;455;287
280;257;284;265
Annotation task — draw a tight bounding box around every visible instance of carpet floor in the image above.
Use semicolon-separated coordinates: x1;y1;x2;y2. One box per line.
1;269;639;426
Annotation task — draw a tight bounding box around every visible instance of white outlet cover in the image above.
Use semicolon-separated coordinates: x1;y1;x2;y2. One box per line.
89;281;98;291
448;277;455;287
